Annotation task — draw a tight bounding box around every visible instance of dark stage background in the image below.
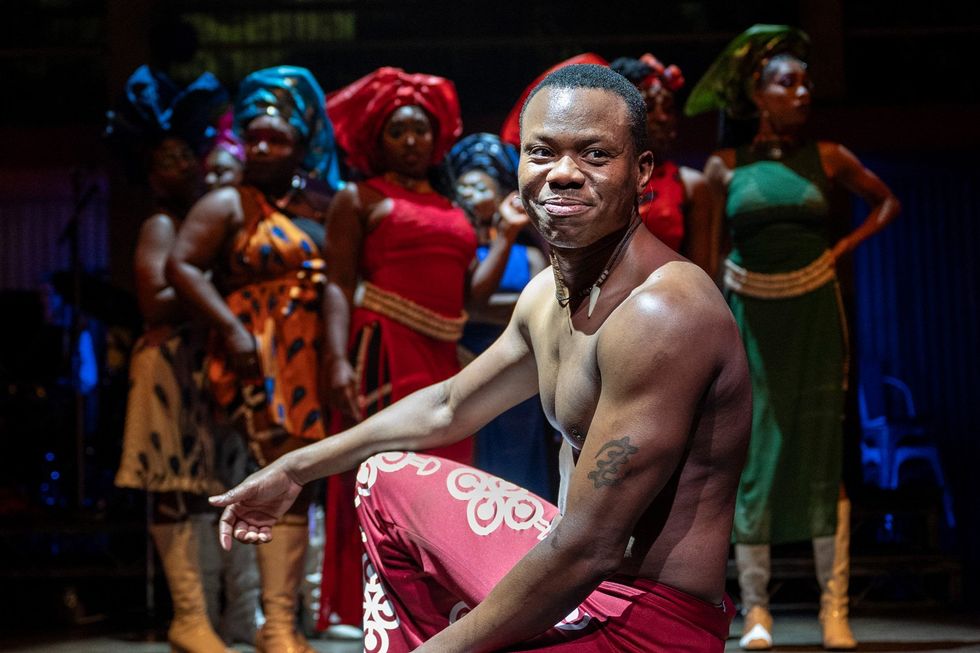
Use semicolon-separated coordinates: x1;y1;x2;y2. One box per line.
0;0;978;634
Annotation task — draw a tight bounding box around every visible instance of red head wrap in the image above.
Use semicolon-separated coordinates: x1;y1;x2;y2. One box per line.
326;67;462;177
499;53;609;147
637;53;685;95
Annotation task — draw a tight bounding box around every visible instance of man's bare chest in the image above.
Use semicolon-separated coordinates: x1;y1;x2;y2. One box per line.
533;321;602;448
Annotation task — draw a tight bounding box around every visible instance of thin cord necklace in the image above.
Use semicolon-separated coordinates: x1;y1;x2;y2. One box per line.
752;130;798;161
551;217;642;318
267;174;324;221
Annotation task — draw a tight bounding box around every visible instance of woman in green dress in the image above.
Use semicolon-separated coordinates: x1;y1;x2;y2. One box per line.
688;25;901;651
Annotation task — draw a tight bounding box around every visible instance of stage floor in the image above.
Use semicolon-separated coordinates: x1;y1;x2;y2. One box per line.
1;612;978;652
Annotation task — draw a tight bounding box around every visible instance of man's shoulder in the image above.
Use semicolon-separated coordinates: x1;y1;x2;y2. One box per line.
600;261;733;363
632;259;728;320
512;265;556;317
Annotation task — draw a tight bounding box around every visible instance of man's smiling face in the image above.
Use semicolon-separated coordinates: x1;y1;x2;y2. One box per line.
519;86;652;249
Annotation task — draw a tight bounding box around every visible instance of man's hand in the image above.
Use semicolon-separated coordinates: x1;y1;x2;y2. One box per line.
209;461;304;550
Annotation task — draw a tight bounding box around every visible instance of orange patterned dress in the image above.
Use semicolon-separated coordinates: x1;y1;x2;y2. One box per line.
208;186;329;442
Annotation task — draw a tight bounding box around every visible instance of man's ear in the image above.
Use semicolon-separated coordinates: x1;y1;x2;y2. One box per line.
637;149;655;193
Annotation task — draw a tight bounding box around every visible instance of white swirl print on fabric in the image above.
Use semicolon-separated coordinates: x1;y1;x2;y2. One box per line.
445;467;553;540
356;452;442;506
363;553;400;653
448;601;470;624
555;606;593;631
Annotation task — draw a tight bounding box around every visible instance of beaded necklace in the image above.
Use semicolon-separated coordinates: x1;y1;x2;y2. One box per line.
551;217;642;318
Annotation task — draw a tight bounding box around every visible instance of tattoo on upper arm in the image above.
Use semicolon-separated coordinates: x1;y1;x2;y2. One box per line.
587;437;639;488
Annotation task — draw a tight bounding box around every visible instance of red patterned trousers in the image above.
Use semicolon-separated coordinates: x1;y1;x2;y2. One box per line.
355;452;733;652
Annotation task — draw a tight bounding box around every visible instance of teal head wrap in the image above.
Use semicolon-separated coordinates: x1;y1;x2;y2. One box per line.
234;66;342;190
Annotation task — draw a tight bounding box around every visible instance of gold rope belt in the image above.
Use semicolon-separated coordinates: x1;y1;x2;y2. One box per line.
354;281;467;342
723;250;836;299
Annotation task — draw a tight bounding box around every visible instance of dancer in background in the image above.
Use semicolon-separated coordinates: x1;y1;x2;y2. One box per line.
686;24;901;651
318;67;522;635
107;64;234;653
611;54;716;273
167;65;343;653
445;133;553;499
194;117;262;646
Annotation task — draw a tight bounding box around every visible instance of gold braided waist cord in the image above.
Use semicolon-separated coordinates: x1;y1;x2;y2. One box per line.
724;250;836;299
355;281;467;343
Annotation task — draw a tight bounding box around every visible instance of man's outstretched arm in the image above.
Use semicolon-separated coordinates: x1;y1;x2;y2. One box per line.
418;277;728;652
209;283;545;549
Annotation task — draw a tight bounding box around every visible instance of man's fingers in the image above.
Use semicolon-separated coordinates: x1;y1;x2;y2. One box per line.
218;506;237;551
209;485;241;507
234;522;272;544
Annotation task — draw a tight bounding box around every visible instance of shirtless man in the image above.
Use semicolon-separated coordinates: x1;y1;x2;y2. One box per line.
211;64;750;652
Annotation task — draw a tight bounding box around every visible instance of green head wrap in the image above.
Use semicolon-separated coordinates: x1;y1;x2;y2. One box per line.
684;24;810;119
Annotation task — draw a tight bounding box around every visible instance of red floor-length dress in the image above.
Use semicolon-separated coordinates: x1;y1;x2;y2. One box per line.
319;176;477;629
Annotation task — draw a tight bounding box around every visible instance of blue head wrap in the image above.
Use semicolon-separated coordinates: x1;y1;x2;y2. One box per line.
105;64;228;163
234;66;342;191
445;133;520;194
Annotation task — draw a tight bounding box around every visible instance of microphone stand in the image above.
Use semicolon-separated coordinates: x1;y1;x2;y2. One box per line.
59;174;98;509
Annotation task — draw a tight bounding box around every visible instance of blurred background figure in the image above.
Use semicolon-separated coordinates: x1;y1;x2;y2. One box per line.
445;132;553;500
189;108;261;647
689;24;900;651
319;67;522;637
611;53;717;274
203;111;245;192
105;63;234;653
166;65;342;653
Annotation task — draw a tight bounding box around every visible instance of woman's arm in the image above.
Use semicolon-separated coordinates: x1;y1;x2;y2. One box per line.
322;184;366;419
164;187;256;375
679;166;718;277
467;191;528;306
134;214;182;327
467;244;546;327
702;151;734;282
819;142;901;260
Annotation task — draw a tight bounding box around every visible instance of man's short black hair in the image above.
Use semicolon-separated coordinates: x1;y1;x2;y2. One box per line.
520;64;649;153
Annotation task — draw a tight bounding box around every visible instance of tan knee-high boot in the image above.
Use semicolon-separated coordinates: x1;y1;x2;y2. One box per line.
255;520;316;653
150;522;234;653
736;543;773;650
813;497;857;650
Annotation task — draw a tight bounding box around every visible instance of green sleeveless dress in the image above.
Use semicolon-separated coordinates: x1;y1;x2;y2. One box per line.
726;141;847;544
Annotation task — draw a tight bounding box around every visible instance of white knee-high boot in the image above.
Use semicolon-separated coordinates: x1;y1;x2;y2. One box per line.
220;533;260;645
736;543;773;650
